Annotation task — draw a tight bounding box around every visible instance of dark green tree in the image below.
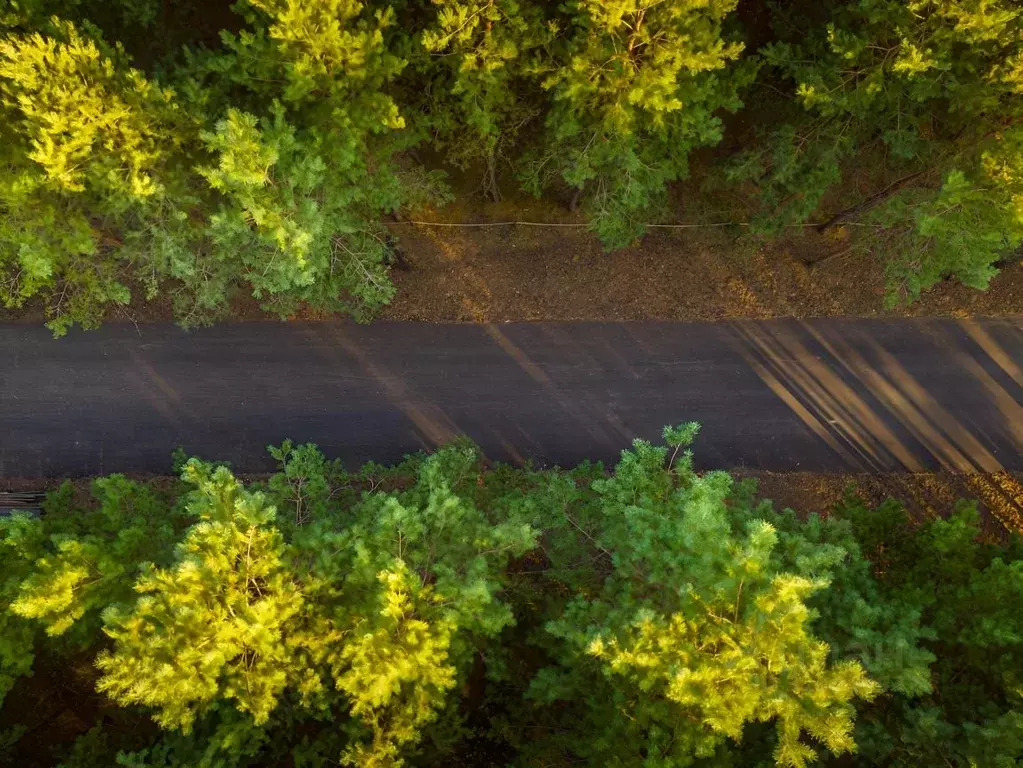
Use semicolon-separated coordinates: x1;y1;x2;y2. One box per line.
416;0;551;201
831;497;1023;767
730;0;1023;301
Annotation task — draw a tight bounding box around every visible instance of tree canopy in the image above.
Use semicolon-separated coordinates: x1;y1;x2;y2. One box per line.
1;428;1020;766
2;0;1022;331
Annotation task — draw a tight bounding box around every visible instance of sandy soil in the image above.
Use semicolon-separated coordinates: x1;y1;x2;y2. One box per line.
382;204;1023;323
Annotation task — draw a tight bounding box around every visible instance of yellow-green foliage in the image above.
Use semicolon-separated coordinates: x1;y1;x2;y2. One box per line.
4;2;1023;326
418;0;551;190
522;428;879;767
522;0;751;246
96;461;303;731
0;20;180;333
0;21;169;197
1;432;1022;765
0;5;410;335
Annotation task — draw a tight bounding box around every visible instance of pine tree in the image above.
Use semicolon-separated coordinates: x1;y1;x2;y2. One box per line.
521;0;751;247
276;441;536;765
514;425;880;767
85;443;536;765
96;460;303;731
830;497;1023;767
0;475;179;707
181;0;415;321
726;484;936;699
0;513;44;706
416;0;551;200
0;2;416;333
3;432;1020;766
0;20;186;334
732;0;1023;301
9;476;179;639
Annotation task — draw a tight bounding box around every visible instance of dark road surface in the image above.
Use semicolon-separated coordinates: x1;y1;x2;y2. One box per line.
2;318;1023;477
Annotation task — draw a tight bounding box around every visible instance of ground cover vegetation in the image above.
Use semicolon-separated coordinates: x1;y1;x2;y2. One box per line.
1;0;1022;333
1;426;1021;766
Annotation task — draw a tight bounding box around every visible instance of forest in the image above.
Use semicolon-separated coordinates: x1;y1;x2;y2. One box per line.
4;4;1022;765
0;426;1021;767
1;0;1022;334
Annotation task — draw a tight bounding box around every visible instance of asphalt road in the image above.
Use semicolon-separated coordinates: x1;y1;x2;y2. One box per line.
2;318;1023;478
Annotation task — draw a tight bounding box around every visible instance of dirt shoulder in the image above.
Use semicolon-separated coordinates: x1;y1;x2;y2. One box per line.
740;469;1023;537
383;206;1023;322
2;197;1021;327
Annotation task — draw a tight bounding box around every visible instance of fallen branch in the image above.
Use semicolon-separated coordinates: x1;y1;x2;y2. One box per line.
815;169;928;233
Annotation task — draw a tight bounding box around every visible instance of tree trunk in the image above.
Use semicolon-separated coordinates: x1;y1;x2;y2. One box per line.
569;185;584;213
816;169;928;233
485;154;501;204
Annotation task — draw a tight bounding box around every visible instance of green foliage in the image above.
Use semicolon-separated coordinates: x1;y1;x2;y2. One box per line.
873;151;1023;305
734;0;1023;299
7;0;1023;319
279;441;537;765
829;496;1023;767
0;475;179;707
96;460;302;731
10;476;178;638
0;1;416;334
179;0;416;323
0;513;43;705
523;0;751;246
744;498;936;698
510;426;878;767
193;105;393;322
0;20;183;334
417;0;551;199
3;0;1023;324
0;1;160;31
2;464;1023;768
